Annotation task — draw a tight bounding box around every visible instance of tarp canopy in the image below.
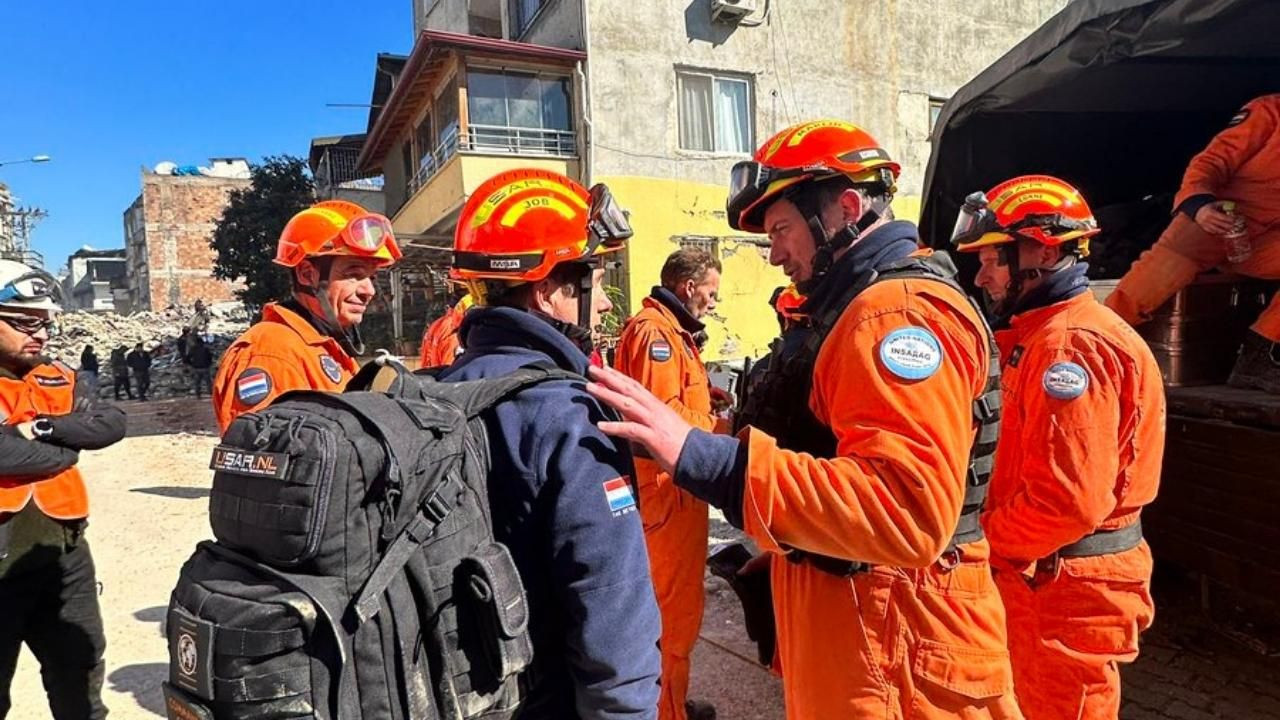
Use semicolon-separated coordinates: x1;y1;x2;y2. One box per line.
920;0;1280;250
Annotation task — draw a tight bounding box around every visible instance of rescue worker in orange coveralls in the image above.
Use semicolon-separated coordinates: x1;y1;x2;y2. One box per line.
586;120;1019;719
213;200;402;430
1106;94;1280;392
614;248;730;720
954;175;1164;720
418;279;472;368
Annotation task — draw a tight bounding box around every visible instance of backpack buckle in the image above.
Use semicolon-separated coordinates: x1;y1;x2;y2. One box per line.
423;489;451;525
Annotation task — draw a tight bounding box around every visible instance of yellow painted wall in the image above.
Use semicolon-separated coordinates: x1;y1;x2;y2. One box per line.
601;174;923;362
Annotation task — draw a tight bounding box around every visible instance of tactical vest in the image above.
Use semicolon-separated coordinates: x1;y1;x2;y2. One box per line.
737;252;1001;575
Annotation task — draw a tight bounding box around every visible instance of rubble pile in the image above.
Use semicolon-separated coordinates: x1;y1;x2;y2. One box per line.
48;303;250;399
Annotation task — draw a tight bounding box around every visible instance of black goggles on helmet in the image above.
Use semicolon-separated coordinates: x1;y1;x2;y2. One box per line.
584;183;633;256
950;191;1094;247
0;270;61;304
726;161;832;231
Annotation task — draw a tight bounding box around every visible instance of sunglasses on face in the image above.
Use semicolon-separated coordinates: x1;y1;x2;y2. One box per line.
0;314;57;336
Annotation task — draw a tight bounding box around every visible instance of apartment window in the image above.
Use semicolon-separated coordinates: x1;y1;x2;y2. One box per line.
929;96;947;132
510;0;548;37
467;68;574;155
415;113;435;175
677;70;752;154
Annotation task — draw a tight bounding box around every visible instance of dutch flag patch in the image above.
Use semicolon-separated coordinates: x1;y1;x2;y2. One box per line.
236;368;272;406
603;476;637;516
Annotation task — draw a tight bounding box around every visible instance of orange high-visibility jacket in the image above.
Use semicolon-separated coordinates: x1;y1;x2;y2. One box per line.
983;291;1163;720
1176;94;1280;231
418;295;472;368
0;363;88;519
213;302;358;431
983;292;1164;564
738;276;1019;718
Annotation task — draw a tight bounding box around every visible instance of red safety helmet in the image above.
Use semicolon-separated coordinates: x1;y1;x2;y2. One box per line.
773;284;804;320
952;175;1099;257
727;120;901;233
452;168;631;282
275;200;402;268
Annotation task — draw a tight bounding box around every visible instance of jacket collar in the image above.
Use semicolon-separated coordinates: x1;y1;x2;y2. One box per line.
265;302;341;349
802;220;921;315
645;287;705;336
457;306;590;375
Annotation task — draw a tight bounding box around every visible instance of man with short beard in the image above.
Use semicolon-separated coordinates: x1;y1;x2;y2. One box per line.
613;248;728;720
0;260;126;719
213;200;402;430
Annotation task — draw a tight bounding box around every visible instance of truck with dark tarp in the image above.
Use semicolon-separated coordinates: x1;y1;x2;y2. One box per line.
920;0;1280;613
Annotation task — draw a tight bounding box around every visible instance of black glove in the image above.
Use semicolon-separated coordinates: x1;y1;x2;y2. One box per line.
707;542;776;667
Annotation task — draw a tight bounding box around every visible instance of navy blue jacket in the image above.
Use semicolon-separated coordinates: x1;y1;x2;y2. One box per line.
440;307;661;720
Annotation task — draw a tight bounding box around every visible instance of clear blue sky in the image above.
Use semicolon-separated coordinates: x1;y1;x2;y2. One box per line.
0;1;411;271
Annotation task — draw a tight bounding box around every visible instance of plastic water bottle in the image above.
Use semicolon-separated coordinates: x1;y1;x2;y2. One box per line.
1223;201;1253;264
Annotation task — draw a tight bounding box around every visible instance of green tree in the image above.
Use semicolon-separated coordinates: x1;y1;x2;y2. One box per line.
211;155;315;315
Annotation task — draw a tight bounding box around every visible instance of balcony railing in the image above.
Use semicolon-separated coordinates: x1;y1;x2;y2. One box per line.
406;124;577;197
316;145;385;192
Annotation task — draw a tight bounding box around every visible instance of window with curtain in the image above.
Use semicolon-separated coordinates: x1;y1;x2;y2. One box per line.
677;69;752;154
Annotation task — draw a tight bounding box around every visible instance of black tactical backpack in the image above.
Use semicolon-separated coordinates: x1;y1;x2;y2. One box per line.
163;360;579;720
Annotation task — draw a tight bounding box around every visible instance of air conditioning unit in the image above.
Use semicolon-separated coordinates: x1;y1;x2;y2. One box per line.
710;0;759;24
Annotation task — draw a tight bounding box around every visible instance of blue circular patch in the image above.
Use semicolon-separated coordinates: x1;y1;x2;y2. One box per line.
1043;362;1089;400
320;354;343;384
879;327;944;381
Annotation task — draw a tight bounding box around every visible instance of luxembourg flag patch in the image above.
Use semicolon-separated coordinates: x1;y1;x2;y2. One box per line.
603;476;637;516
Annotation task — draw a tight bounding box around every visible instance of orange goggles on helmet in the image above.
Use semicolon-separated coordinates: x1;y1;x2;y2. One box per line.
275;204;403;268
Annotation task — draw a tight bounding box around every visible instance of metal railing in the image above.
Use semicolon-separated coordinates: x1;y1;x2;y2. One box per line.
406;124;577;197
464;124;577;157
316;145;385;192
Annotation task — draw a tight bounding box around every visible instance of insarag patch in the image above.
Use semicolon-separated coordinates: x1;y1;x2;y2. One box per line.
1042;362;1089;400
879;326;943;380
319;354;343;384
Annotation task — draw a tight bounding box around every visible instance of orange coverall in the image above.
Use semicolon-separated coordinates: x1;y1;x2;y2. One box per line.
614;295;725;720
418;294;472;368
0;363;87;519
983;291;1163;720
1107;94;1280;340
213;302;358;431
736;277;1020;719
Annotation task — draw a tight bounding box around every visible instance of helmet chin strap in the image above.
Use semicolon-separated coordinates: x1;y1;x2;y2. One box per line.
985;245;1077;325
798;196;887;294
531;261;597;356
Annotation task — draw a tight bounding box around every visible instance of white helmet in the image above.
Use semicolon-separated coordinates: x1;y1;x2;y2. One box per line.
0;260;62;317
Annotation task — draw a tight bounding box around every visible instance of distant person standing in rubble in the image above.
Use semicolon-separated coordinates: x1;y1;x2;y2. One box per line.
126;343;151;401
78;345;99;397
109;347;131;401
1106;94;1280;392
213;200;402;430
187;335;214;399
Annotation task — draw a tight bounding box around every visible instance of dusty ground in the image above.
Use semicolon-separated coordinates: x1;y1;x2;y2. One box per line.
7;397;1280;719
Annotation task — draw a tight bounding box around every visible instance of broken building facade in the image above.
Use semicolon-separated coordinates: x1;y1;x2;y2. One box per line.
121;167;249;312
